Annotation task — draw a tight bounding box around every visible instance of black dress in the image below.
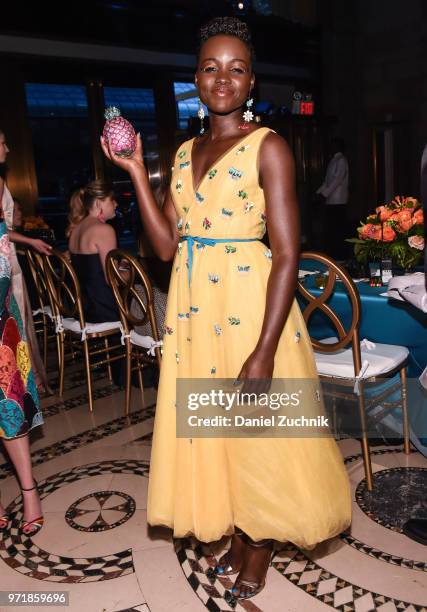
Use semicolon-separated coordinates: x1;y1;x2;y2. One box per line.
71;253;119;323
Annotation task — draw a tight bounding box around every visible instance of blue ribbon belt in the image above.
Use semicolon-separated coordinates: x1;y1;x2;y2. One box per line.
180;235;259;286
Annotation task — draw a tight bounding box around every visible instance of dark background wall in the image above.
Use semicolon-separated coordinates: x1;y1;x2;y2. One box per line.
319;0;427;225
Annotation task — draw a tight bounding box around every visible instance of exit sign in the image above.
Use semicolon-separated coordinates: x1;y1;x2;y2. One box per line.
300;101;314;115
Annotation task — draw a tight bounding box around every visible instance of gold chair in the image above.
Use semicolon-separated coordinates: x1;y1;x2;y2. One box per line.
41;250;125;412
106;250;162;415
298;251;410;491
25;248;60;372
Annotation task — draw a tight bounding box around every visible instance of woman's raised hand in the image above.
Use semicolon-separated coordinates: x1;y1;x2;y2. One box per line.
100;132;145;175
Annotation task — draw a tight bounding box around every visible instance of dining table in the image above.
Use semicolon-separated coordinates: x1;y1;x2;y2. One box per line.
297;260;427;453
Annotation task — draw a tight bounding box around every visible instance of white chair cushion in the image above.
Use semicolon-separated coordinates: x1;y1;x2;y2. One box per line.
129;330;163;355
314;337;409;379
32;305;53;320
62;318;122;338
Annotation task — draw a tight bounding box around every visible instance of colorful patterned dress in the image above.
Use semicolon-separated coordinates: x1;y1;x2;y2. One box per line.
0;221;42;439
147;128;351;547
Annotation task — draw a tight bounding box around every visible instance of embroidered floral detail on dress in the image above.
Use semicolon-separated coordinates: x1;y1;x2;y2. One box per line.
295;331;301;343
180;161;190;169
238;190;248;200
190;306;199;315
176;352;180;363
0;235;11;258
176;179;183;193
211;366;216;375
225;245;237;254
164;325;174;335
202;217;212;230
214;324;222;336
178;312;190;320
244;202;254;213
182;206;190;213
0;255;10;279
237;265;250;274
177;218;183;231
236;144;250;155
221;208;233;217
178;150;186;159
178;242;183;255
196;192;204;203
228;167;243;180
208;169;217;179
186;337;191;342
175;265;180;272
264;248;272;260
261;212;267;223
228;317;241;325
196;242;205;250
208;273;220;284
185;221;191;234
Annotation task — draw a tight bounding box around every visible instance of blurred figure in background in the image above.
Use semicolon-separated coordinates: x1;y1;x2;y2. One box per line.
67;180;119;324
316;137;349;259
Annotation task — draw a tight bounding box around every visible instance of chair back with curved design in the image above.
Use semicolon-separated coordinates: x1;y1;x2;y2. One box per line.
298;251;362;375
41;250;86;329
106;249;161;364
26;249;54;316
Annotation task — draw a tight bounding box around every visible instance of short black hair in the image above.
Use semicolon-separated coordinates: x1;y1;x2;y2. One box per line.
198;16;255;63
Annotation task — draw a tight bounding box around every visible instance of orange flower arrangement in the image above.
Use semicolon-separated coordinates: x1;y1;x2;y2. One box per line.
23;216;49;230
347;196;424;269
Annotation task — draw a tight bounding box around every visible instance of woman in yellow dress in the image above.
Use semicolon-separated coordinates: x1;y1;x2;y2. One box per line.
102;16;351;601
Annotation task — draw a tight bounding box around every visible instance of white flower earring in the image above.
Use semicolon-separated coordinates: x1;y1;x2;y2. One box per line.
239;94;254;130
198;98;205;135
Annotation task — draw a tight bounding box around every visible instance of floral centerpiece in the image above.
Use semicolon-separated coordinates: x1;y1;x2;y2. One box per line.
23;215;49;230
346;196;424;270
23;215;55;245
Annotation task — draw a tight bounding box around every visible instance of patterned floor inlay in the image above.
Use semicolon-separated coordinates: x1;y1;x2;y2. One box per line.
176;538;427;612
65;491;136;532
356;467;427;532
41;382;120;418
0;404;155;480
0;459;149;582
272;545;427;612
175;538;255;612
340;532;427;572
174;449;427;611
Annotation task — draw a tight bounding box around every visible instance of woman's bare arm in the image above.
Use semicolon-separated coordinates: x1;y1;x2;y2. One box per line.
237;132;300;387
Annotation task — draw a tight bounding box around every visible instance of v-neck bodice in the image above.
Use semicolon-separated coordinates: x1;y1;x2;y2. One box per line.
190;129;260;194
171;127;272;241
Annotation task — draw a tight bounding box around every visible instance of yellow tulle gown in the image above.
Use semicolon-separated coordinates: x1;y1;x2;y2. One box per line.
147;128;351;547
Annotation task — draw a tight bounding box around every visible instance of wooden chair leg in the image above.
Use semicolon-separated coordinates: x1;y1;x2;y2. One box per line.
137;356;145;410
104;337;112;383
58;332;65;397
125;340;132;416
42;315;48;370
400;367;410;454
357;383;374;491
83;339;94;412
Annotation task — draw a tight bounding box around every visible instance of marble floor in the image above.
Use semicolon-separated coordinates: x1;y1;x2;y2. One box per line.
0;360;426;612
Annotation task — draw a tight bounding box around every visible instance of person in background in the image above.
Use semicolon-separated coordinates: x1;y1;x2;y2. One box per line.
0;128;44;536
316;137;349;259
67;180;119;324
0;129;51;393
